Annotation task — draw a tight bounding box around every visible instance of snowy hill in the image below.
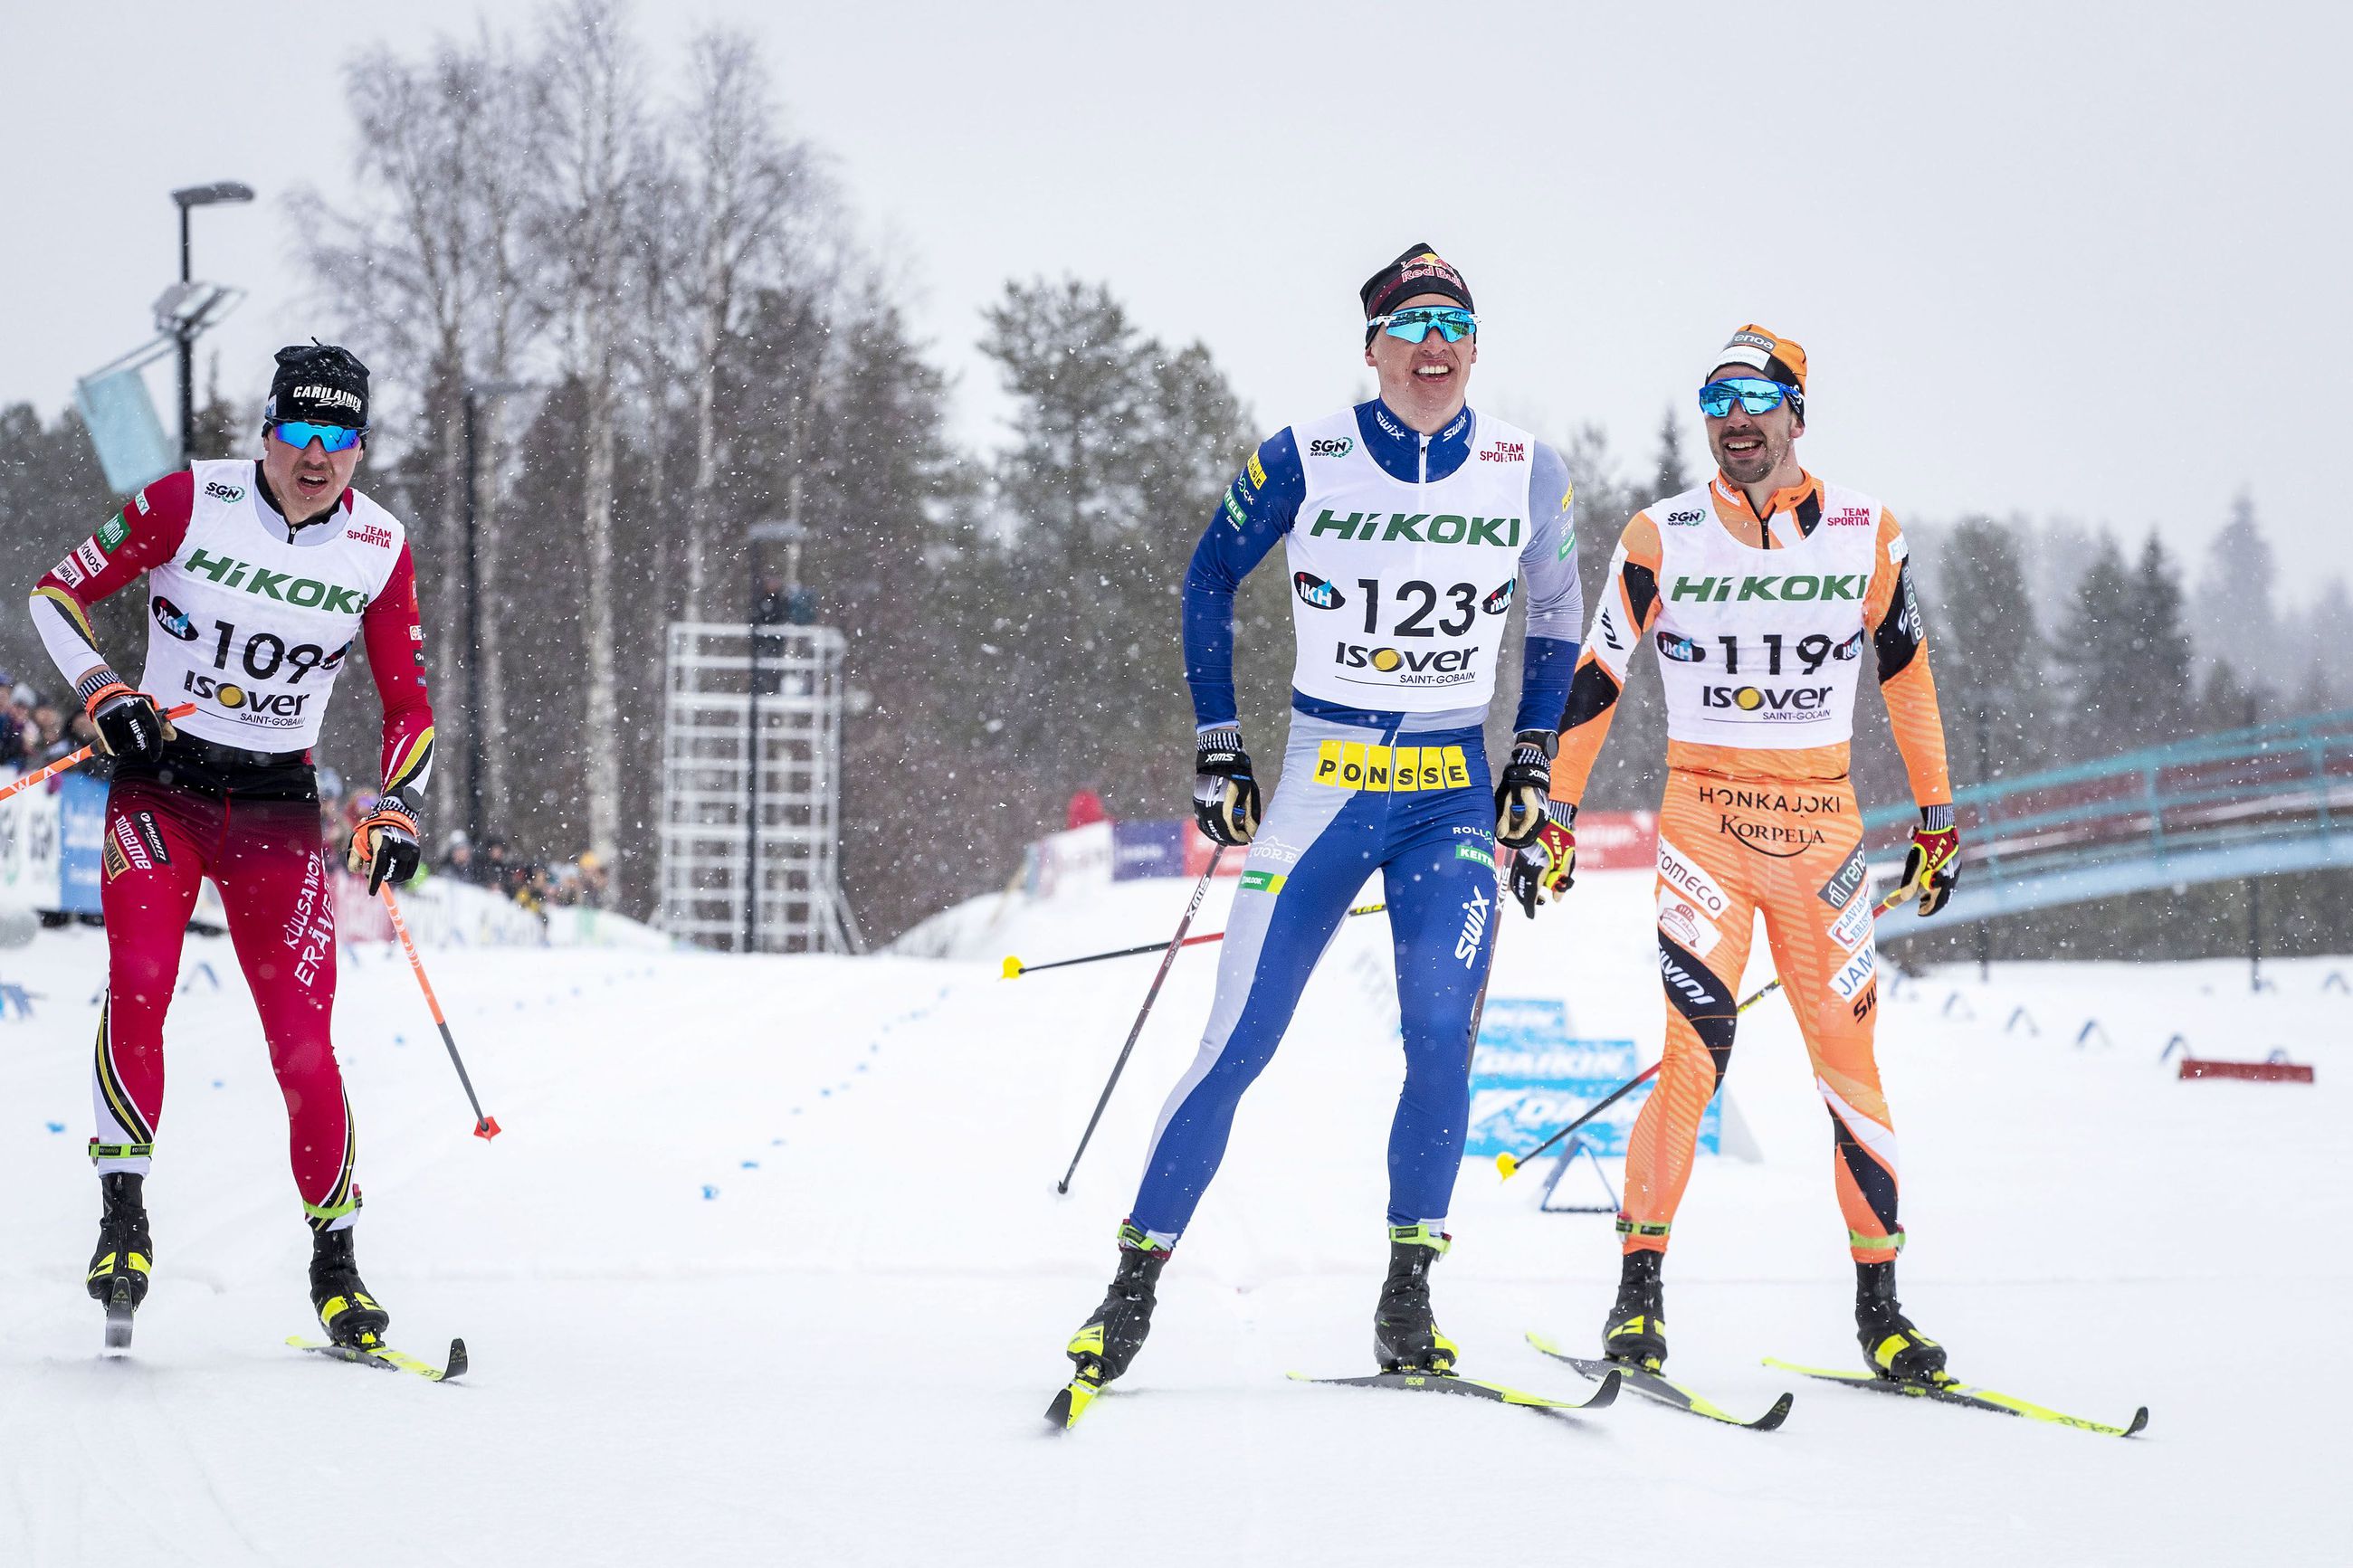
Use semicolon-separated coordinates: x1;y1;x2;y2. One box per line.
0;873;2345;1565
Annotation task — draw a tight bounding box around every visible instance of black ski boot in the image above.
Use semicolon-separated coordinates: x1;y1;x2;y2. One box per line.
310;1226;392;1349
1855;1259;1948;1383
1066;1223;1171;1387
1601;1249;1667;1370
1373;1224;1458;1373
88;1173;153;1348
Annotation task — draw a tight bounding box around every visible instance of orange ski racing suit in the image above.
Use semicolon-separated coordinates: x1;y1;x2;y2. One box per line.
1549;472;1951;1265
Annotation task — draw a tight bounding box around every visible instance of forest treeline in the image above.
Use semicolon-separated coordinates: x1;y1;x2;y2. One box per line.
1;0;2344;957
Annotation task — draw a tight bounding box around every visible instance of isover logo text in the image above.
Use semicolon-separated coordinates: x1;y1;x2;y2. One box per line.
180;549;369;613
181;671;311;719
1700;684;1834;717
1309;509;1521;546
1333;642;1480;685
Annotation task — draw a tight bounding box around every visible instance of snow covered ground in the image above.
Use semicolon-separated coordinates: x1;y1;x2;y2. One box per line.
1;871;2346;1566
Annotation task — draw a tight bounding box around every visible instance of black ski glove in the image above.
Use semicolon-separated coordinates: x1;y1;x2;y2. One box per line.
1493;729;1557;850
1192;727;1261;847
348;795;423;895
84;679;176;766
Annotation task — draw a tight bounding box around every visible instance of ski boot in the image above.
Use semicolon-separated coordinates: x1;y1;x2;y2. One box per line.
1373;1224;1458;1374
88;1173;153;1348
1066;1229;1171;1388
1855;1259;1948;1383
1600;1249;1667;1370
310;1226;392;1349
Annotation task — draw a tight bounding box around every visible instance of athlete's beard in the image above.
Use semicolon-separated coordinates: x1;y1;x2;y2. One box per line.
1711;425;1786;487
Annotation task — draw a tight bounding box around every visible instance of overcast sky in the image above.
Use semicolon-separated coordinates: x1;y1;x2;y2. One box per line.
6;1;2348;604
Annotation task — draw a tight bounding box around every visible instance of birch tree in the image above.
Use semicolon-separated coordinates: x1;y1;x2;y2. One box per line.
529;0;643;864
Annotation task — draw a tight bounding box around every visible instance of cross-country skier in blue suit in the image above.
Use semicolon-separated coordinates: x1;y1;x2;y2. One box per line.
1060;245;1585;1402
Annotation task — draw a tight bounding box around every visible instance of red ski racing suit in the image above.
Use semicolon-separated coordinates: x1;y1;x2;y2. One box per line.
29;462;434;1230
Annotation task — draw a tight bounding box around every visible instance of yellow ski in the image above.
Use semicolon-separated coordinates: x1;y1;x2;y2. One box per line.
1762;1357;2145;1437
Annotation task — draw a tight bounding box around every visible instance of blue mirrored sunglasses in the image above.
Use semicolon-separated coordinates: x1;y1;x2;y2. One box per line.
1697;377;1798;418
271;420;366;453
1370;306;1479;344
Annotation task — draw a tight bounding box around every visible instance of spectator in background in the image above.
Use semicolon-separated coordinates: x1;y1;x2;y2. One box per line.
7;684;39;767
1066;788;1110;830
33;705;69;763
442;832;478;884
574;851;609;910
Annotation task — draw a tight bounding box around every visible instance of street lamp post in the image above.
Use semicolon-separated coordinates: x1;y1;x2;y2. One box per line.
462;381;532;844
167;182;254;465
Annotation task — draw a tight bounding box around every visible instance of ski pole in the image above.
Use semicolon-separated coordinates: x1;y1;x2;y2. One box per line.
378;885;502;1141
1497;875;1931;1181
1054;847;1226;1195
0;704;196;806
1005;899;1386;979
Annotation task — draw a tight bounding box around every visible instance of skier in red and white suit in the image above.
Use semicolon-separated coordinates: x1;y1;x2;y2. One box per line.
26;343;433;1348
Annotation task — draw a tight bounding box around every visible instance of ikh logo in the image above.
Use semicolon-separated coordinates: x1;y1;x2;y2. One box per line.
151;594;197;641
1334;642;1480;685
1294;572;1347;610
1454;886;1491;967
1658;632;1705;662
1702;684;1833;717
1480;580;1514;615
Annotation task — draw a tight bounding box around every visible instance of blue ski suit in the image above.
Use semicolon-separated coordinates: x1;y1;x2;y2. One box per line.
1128;398;1581;1242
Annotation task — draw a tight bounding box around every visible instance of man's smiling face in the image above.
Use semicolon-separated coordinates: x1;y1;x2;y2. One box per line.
1703;360;1803;487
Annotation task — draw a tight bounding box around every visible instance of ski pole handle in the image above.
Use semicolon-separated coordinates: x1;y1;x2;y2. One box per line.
0;704;196;806
1005;900;1386;979
379;886;502;1141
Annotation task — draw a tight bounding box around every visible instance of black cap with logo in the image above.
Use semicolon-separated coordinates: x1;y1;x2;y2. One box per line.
1359;243;1475;343
264;341;371;431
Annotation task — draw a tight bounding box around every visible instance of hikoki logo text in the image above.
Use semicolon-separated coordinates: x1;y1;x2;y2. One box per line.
1309;509;1523;546
1671;574;1864;603
180;549;369;613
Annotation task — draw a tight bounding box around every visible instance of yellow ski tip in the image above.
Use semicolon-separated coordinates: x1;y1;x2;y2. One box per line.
1496;1153;1519;1181
1001;955;1024;979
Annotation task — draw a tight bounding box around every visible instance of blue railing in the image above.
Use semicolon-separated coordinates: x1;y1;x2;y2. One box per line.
1859;708;2353;920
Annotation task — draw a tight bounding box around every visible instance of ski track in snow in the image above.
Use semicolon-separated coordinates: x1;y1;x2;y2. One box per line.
1;879;2348;1566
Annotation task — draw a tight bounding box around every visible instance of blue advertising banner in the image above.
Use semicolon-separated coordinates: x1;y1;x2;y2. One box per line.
56;770;108;915
1110;819;1186;882
1465;997;1720;1161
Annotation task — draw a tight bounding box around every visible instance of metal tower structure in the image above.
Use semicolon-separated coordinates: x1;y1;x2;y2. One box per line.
659;622;861;954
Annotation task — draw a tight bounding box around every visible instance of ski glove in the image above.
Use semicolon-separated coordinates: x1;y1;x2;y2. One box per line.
1192;727;1261;847
348;796;423;895
1899;808;1959;917
1509;804;1577;917
83;679;176;765
1493;729;1557;850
